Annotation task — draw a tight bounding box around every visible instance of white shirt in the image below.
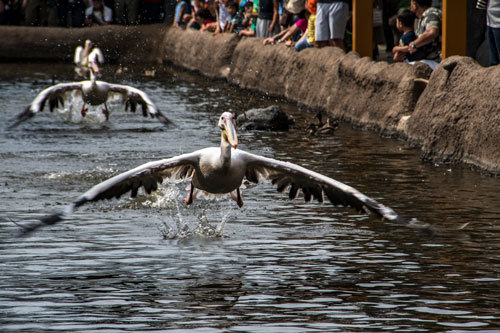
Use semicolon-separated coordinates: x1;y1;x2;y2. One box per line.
85;5;113;24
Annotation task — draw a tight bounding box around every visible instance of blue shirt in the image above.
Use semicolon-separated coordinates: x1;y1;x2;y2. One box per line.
175;1;192;26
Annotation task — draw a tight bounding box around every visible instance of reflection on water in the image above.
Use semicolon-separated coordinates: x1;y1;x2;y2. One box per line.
0;63;499;331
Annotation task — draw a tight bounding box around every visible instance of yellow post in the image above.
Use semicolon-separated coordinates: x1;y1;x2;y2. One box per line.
442;0;467;58
352;0;373;58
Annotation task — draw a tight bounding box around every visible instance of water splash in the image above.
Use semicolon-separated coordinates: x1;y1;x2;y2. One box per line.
54;92;122;124
159;201;231;240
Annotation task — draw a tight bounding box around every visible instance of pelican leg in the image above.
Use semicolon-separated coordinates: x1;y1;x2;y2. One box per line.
184;182;194;205
81;103;88;117
230;188;244;208
103;103;110;121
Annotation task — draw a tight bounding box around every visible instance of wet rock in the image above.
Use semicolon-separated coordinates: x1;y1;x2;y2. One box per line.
237;105;294;131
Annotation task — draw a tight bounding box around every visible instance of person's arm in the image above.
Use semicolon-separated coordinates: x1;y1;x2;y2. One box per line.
408;27;439;54
277;23;300;43
268;0;279;33
262;26;289;45
392;45;409;54
286;28;308;47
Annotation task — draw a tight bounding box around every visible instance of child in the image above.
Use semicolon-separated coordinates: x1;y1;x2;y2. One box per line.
238;0;257;37
174;0;192;29
226;1;244;33
392;9;425;62
85;0;112;26
189;7;216;31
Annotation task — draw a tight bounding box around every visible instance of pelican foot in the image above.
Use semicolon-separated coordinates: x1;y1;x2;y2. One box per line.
102;109;110;121
81;108;88;117
184;183;194;205
183;193;192;205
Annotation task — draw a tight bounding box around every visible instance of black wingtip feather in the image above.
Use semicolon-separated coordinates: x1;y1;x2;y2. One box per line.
8;107;35;129
15;212;65;237
155;110;176;127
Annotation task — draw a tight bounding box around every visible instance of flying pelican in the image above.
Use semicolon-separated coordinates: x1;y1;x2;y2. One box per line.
74;40;104;78
8;51;172;128
17;112;432;235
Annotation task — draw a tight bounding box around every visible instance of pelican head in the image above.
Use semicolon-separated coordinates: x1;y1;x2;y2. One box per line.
218;112;238;149
87;48;104;80
84;39;93;49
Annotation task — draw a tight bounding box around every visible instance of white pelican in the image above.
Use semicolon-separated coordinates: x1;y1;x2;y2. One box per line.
9;52;172;128
17;112;433;235
74;40;104;78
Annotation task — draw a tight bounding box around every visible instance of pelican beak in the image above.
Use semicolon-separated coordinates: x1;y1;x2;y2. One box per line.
224;118;238;149
90;61;100;74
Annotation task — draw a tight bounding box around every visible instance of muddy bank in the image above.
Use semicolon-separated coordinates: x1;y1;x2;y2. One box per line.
0;25;498;174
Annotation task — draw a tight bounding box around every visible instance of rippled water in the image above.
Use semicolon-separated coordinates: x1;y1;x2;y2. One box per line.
1;63;499;332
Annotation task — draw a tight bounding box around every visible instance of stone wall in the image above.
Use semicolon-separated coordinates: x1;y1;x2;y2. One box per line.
405;56;500;174
164;30;433;136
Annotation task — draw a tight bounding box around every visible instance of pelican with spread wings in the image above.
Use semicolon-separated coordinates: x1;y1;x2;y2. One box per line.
18;112;432;235
9;50;171;128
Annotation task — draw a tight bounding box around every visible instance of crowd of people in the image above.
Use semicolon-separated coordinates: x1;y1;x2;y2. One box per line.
0;0;165;26
174;0;443;68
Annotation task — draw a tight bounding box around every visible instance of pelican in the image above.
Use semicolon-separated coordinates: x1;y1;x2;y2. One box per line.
74;40;104;78
17;112;432;235
9;52;171;128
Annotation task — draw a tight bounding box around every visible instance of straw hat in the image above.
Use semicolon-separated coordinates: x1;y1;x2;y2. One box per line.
286;0;306;14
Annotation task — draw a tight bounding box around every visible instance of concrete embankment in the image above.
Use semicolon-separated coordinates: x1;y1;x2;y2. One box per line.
1;25;498;175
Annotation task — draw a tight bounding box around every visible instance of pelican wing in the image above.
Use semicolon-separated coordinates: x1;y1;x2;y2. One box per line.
9;82;83;128
74;46;84;65
88;48;104;64
238;150;432;232
18;151;201;235
107;84;172;126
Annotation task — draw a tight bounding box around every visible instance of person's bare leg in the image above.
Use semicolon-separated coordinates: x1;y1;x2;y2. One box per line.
315;40;330;48
331;38;345;51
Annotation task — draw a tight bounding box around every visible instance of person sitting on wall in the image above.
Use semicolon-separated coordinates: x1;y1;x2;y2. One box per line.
226;0;245;33
188;7;215;31
406;0;442;69
262;9;308;46
238;0;257;37
173;0;192;28
293;0;317;51
85;0;112;26
392;9;426;62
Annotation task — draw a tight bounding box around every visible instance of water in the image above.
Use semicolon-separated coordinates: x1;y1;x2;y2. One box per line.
1;63;499;332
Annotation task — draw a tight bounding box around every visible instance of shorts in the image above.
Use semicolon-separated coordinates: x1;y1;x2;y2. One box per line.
315;1;349;42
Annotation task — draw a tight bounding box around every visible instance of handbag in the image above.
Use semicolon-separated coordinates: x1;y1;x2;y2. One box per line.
280;9;292;27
